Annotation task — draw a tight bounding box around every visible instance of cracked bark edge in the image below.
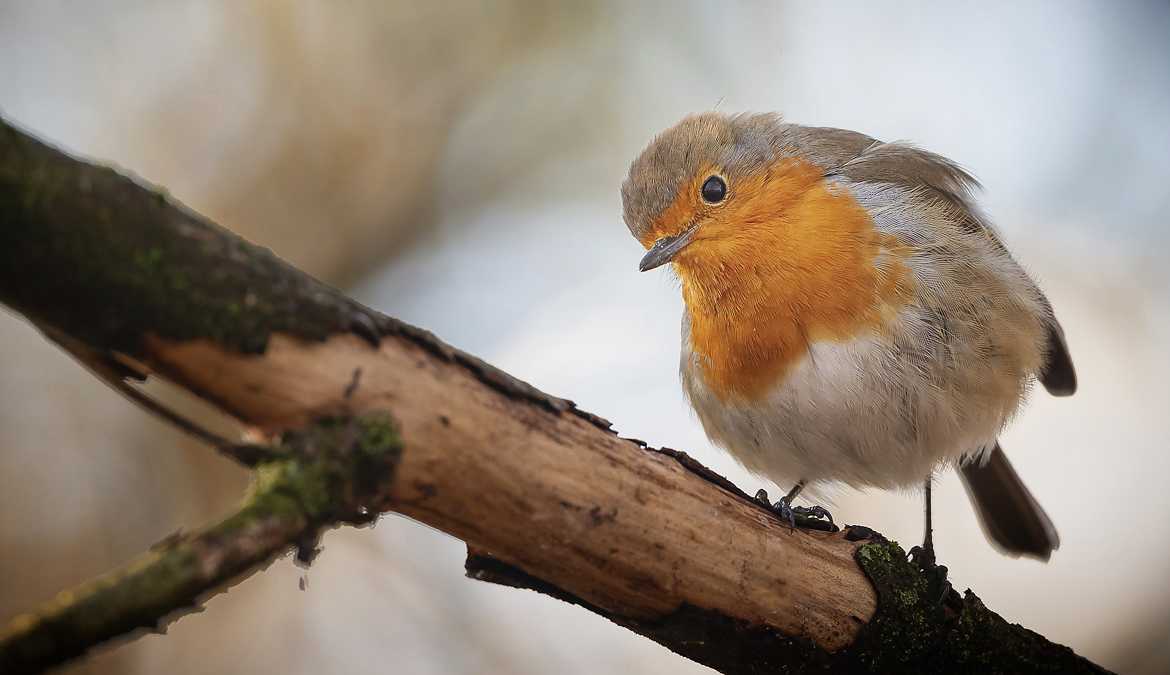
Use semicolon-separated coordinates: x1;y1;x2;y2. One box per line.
465;547;835;675
0;116;606;430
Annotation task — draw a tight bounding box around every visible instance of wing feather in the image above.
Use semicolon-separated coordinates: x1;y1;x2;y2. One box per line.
798;126;1077;396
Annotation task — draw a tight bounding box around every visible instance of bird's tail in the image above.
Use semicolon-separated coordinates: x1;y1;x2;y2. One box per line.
959;443;1060;561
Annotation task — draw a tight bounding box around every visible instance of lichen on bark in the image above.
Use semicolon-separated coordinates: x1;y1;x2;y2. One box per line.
0;412;403;675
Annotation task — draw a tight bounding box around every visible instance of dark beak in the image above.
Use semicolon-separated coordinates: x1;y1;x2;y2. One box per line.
639;226;697;272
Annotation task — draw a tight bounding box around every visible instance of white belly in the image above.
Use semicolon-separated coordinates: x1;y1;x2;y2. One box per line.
680;312;1031;491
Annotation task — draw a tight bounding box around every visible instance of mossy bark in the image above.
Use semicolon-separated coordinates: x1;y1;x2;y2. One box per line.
469;529;1111;675
845;538;1108;674
0;413;401;675
0;118;392;356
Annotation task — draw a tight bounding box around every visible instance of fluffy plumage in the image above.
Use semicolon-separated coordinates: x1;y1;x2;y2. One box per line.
622;112;1075;559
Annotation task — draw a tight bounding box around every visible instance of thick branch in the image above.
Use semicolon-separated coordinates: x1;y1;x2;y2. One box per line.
0;115;1109;674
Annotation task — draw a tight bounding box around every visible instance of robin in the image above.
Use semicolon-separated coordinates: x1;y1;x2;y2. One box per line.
621;112;1076;562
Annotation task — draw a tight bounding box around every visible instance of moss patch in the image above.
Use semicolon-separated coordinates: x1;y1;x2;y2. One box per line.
266;412;403;526
0;412;403;674
846;538;1110;674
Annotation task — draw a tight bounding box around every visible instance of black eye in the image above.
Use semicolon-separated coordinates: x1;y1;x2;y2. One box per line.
700;175;727;204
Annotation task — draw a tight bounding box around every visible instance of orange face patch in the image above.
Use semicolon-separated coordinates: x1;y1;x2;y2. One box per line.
640;164;725;248
656;158;913;401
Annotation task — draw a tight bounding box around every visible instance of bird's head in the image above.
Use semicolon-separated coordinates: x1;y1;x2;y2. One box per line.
622;112;807;273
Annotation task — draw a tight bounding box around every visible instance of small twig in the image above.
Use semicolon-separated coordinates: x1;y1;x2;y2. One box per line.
0;413;403;674
33;324;266;462
109;378;231;448
43;328;232;448
99;371;283;467
0;461;310;674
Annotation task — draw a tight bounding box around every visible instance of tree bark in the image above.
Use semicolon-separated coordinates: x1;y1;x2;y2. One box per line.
0;412;401;674
0;116;1110;674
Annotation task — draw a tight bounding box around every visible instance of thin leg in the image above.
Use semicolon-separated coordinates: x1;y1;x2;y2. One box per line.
910;476;953;603
922;478;935;564
910;477;944;573
755;481;803;510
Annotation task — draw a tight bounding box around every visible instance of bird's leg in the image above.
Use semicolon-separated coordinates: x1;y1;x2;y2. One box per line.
909;477;954;603
917;478;937;567
754;481;836;531
779;482;837;524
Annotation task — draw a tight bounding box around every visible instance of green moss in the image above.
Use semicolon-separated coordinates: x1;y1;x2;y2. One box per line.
0;412;403;674
845;539;1108;674
355;414;400;456
251;461;331;521
256;412;402;521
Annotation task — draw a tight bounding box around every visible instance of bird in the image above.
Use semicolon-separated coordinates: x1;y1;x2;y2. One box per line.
621;112;1076;562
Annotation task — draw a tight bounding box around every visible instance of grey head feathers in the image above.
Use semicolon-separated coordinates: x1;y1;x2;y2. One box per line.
622;113;893;242
620;112;982;243
621;112;783;242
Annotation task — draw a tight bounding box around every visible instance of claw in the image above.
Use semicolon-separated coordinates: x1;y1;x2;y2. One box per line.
908;544;934;569
754;488;836;531
909;545;954;605
792;504;835;527
773;499;797;529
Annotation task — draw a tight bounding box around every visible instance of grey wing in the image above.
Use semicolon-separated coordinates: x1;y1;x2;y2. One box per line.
799;127;1078;396
779;124;878;170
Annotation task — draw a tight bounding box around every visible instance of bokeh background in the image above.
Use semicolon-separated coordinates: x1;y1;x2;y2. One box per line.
2;2;1168;673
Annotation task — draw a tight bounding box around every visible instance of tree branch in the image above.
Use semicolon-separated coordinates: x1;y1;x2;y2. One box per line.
0;413;401;674
0;115;1110;674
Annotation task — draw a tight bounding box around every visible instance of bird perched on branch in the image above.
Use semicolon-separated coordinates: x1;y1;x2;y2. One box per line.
622;112;1076;562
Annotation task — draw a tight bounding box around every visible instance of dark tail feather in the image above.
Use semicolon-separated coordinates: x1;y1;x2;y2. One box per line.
959;443;1060;561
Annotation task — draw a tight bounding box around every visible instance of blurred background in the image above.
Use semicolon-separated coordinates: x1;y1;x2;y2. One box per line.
2;2;1168;673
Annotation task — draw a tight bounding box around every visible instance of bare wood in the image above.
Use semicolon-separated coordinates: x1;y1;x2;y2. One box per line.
146;333;876;650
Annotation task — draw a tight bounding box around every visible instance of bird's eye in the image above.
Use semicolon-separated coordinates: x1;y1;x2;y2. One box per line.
700;175;727;204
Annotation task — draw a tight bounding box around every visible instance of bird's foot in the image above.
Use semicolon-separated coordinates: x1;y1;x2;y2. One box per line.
908;542;936;570
754;489;838;532
755;488;797;527
908;543;954;605
793;504;835;526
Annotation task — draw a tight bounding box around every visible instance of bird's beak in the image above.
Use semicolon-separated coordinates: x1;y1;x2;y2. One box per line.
639;225;697;272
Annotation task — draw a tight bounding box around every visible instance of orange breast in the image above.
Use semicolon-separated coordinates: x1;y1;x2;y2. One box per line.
674;159;913;402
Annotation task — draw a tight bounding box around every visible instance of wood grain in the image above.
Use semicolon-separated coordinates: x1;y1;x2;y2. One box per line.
145;332;877;651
